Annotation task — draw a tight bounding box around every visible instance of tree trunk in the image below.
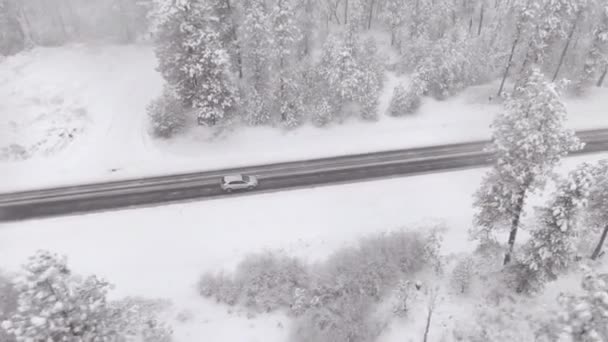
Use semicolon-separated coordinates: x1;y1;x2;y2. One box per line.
423;307;433;342
16;6;36;45
497;27;521;97
226;0;243;79
503;190;526;265
50;1;68;42
468;17;473;34
552;16;578;82
597;66;608;87
591;225;608;260
117;0;134;43
303;0;312;56
477;3;484;36
344;0;348;25
367;0;375;30
63;0;79;38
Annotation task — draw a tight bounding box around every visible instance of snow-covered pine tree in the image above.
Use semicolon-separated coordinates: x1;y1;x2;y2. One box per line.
471;68;583;265
147;85;187;138
388;82;421;116
379;0;406;47
0;0;25;55
240;0;273;125
514;163;594;292
451;256;475;294
579;4;608;89
317;24;381;122
272;0;304;127
0;251;119;341
154;0;238;126
209;0;243;79
558;267;608;341
586;160;608;260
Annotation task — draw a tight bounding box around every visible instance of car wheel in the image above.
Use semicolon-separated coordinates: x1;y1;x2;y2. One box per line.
226;188;232;193
248;186;254;190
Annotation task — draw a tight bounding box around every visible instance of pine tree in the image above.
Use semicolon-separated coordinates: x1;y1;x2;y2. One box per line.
0;251;120;341
0;0;25;55
154;0;238;126
272;0;304;127
210;0;243;78
515;163;594;292
241;0;273;125
579;4;608;89
380;0;407;47
472;68;583;265
586;160;608;260
558;267;608;341
317;25;381;122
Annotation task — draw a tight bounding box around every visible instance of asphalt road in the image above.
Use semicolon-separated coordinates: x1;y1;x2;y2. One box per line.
2;128;608;222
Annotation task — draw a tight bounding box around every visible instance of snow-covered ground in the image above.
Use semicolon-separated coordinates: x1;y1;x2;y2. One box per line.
0;153;606;341
1;44;608;193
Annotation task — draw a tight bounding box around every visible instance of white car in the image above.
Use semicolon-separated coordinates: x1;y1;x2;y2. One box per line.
220;174;259;192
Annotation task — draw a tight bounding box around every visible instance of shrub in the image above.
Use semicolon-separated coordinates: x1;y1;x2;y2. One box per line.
388;83;422;116
452;303;539;341
291;230;440;341
391;279;420;317
147;86;187;138
291;292;381;342
198;229;443;341
199;252;309;313
451;256;475;294
233;252;309;312
311;97;336;127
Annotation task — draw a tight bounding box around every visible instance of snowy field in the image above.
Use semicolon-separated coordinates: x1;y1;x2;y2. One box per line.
1;44;608;193
1;153;606;341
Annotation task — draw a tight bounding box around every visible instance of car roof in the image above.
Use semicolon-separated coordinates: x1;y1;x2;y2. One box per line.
223;174;244;183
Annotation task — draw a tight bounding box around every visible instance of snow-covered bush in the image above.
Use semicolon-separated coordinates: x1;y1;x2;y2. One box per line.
0;144;28;161
311;97;336;127
110;297;173;342
199;229;442;341
291;229;441;341
147;86;187;138
1;251;172;342
198;272;240;306
452;302;541;341
321;230;437;301
233;252;309;312
391;279;419;316
291;292;381;342
199;252;309;313
243;87;273;126
557;267;608;341
451;256;475;294
388;82;422;116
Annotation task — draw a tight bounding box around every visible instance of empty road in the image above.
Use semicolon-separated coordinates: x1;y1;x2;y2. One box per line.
2;128;608;222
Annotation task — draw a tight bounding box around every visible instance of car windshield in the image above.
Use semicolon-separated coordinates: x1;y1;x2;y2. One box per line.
242;176;251;182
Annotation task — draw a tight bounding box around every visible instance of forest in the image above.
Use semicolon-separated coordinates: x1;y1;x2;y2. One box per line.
2;0;607;137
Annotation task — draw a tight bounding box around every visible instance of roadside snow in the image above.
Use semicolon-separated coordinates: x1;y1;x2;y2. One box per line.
2;44;608;192
0;153;606;341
